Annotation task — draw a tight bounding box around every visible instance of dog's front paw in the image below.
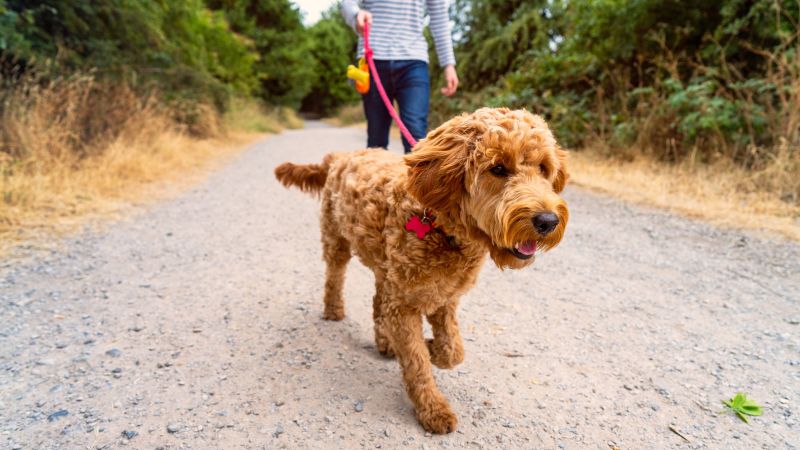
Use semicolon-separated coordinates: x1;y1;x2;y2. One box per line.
376;339;395;358
416;403;458;434
426;338;464;369
322;308;344;321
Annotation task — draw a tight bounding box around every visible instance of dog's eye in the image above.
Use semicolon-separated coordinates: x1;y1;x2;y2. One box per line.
539;164;549;177
489;164;508;177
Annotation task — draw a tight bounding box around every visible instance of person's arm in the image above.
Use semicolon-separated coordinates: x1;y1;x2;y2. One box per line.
341;0;371;35
426;0;459;96
341;0;360;30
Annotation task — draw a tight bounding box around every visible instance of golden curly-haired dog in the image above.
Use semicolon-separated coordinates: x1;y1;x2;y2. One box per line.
275;107;569;433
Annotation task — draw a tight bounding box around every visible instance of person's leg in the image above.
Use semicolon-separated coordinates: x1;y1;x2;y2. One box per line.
393;60;430;153
361;60;394;149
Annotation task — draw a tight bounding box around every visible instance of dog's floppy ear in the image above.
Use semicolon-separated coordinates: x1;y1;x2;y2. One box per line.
552;147;569;193
404;114;479;213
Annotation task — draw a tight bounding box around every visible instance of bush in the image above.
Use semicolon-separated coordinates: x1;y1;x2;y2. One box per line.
435;0;800;175
301;5;359;116
207;0;315;108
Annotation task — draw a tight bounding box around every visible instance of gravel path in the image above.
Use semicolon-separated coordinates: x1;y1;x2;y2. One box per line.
1;122;798;449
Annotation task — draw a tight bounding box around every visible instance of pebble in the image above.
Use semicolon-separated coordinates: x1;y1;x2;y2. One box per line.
273;424;284;438
166;423;181;433
121;430;138;440
355;401;364;412
47;409;69;422
105;348;122;358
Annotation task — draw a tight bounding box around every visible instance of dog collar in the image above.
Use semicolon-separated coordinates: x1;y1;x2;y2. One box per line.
404;209;460;250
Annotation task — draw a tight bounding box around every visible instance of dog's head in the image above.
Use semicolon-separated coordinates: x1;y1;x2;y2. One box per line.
405;108;569;269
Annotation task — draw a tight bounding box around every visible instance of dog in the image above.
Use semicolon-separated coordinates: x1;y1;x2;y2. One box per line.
274;107;569;433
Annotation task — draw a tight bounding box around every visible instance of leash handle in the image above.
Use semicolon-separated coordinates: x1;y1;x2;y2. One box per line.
363;23;419;149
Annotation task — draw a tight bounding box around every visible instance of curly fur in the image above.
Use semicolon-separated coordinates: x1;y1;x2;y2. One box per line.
275;108;569;433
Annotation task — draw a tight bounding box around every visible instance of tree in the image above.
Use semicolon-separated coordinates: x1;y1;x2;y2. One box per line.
301;4;358;115
206;0;314;108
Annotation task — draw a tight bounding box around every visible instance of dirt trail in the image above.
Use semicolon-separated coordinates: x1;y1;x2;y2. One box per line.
1;122;798;449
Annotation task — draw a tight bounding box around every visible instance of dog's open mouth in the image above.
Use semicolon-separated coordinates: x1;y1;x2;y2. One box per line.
508;240;537;260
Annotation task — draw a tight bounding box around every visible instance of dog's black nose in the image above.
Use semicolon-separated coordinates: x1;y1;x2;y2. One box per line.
533;212;559;236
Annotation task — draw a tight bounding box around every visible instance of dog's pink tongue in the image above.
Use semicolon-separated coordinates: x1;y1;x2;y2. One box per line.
515;240;537;256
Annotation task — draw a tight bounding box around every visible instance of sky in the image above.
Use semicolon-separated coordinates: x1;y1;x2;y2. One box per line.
292;0;337;25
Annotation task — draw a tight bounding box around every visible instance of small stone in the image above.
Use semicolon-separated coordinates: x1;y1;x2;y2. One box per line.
167;423;181;433
55;342;68;349
105;348;122;358
384;429;391;437
47;409;69;422
623;384;633;391
354;401;364;412
83;338;96;345
273;424;284;438
121;430;138;440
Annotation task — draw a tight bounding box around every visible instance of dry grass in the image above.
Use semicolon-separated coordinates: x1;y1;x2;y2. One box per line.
0;77;298;254
323;103;365;127
223;97;303;133
570;148;800;240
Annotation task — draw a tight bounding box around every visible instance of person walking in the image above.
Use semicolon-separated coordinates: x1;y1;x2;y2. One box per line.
341;0;459;153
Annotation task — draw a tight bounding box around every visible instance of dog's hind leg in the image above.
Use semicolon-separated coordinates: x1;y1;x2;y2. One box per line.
320;199;351;321
426;302;464;369
372;273;394;357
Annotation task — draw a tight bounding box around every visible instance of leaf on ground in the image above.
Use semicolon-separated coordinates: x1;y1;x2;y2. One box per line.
722;392;763;423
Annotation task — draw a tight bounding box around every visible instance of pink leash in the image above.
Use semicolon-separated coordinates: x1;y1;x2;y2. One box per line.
362;23;418;148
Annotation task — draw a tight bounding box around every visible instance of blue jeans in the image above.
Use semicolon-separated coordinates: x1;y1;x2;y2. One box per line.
361;60;429;153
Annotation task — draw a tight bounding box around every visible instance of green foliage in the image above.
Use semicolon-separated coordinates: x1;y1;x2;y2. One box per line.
453;0;556;90
207;0;314;108
301;5;359;115
436;0;800;170
722;392;763;423
0;0;260;113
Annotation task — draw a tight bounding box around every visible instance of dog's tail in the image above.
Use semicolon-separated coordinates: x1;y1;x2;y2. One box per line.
274;154;332;195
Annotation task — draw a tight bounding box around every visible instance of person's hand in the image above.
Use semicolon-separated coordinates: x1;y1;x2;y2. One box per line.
441;65;459;96
356;10;372;35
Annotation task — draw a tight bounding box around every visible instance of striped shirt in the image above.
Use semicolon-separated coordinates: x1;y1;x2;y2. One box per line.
341;0;456;67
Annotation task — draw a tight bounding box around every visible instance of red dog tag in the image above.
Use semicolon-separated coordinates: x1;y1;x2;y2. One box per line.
405;215;432;239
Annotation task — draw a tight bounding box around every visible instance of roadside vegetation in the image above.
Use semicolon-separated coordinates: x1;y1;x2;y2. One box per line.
428;0;799;238
2;0;798;244
0;0;350;249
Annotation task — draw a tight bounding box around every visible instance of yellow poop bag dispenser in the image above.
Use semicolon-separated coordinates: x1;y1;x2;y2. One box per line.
346;57;370;94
